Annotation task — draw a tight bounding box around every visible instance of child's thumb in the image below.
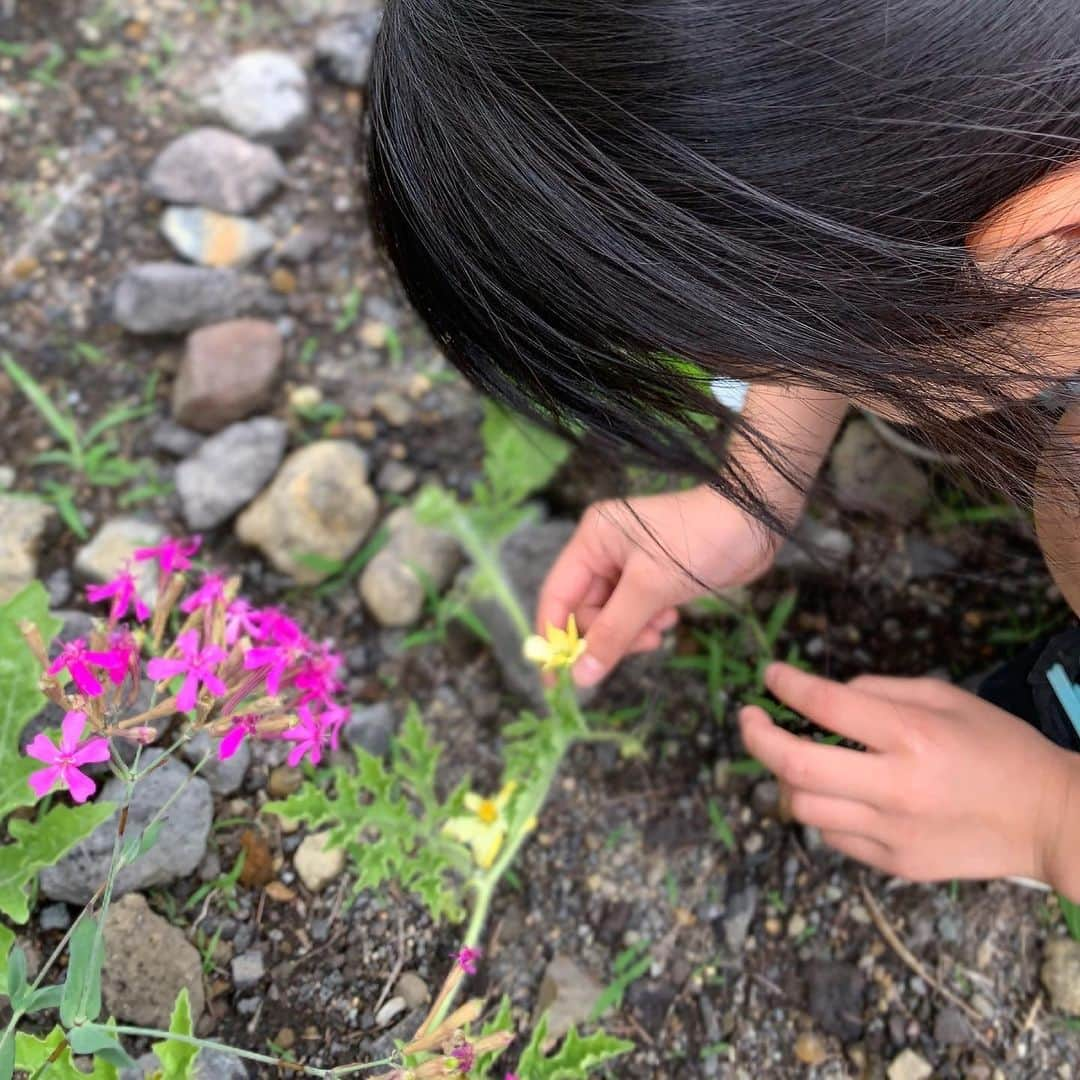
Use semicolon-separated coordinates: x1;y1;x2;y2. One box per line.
573;578;658;689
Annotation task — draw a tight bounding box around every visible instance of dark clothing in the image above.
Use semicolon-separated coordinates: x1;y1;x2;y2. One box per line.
975;625;1080;752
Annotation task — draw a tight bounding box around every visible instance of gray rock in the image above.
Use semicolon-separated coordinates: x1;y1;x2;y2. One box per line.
161;207;274;269
206;51;311;146
147;127;286;215
360;507;462;628
314;13;382;86
395;971;430;1010
182;729;251;795
829;418;930;524
40;752;212;904
113;262;276;336
375;460;418;495
152;420;205;459
465;518;574;704
173;320;284;434
1042;938;1080;1015
0;495;54;602
37;902;71;932
805;960;866;1040
722;885;758;952
102;893;205;1027
774;515;854;577
177;418;287;530
0;465;14;489
122;1049;248;1080
278;220;332;264
236;440;378;583
343;702;397;758
44;567;71;607
74;516;163;604
375;995;407;1027
533;955;603;1044
933;1006;973;1046
231;949;265;989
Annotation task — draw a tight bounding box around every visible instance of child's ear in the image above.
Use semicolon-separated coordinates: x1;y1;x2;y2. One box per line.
968;161;1080;281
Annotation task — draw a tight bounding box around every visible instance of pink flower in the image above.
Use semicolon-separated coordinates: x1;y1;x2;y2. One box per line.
218;715;258;760
146;630;227;712
47;639;126;697
244;615;310;696
134;535;201;579
294;644;344;705
86;567;150;624
505;1075;519;1079
449;1043;475;1073
280;705;331;767
455;947;482;976
225;599;264;645
180;572;228;614
26;711;111;804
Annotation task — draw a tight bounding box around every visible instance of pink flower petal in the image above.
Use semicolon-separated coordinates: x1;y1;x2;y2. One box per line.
176;675;198;713
63;766;97;805
25;733;62;766
218;727;245;761
201;673;227;698
70;737;111;767
146;657;186;681
28;765;61;798
59;711;87;755
69;663;104;698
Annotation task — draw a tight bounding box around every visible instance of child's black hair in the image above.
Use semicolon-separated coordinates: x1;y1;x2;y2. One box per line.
368;0;1080;528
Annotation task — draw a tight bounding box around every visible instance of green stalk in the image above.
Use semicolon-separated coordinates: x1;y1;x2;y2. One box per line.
104;1026;393;1077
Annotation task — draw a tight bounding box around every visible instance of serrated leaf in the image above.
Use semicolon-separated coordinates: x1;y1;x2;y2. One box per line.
13;1025;118;1079
0;583;63;821
474;995;514;1078
521;1019;634;1079
0;803;115;924
480;402;570;508
269;712;467;924
152;987;198;1080
60;915;102;1027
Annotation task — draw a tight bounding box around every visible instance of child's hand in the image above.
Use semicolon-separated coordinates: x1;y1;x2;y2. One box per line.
740;663;1080;893
537;486;777;687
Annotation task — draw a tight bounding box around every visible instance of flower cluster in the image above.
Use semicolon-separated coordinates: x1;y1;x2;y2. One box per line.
23;536;349;804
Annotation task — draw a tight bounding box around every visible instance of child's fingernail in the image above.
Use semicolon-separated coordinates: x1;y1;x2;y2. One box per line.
574;655;605;688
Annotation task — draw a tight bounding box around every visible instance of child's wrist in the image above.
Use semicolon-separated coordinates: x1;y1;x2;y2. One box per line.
1038;749;1080;901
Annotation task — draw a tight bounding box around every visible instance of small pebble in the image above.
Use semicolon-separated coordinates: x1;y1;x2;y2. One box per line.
374;996;406;1027
794;1031;828;1066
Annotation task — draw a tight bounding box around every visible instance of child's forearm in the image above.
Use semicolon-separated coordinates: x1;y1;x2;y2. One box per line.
727;383;848;525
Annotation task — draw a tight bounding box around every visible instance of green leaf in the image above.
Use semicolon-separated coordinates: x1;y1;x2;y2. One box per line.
1061;894;1080;941
474;996;514;1078
66;1023;134;1068
60;915;102;1027
480;402;571;508
0;923;14;991
590;943;651;1021
0;584;63;820
152;987;198;1080
707;800;736;853
5;946;26;1008
0;804;114;924
13;1026;119;1079
119;820;162;868
518;1016;634;1079
0;354;80;459
266;711;468;924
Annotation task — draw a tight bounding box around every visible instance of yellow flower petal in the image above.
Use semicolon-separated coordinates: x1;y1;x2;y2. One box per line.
475;826;506;870
523;635;553;665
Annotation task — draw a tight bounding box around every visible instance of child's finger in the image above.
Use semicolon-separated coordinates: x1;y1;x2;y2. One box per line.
763;662;898;750
738;706;886;803
573;576;663;688
786;789;882;838
649;607;679;632
819;830;894;874
536;546;607;635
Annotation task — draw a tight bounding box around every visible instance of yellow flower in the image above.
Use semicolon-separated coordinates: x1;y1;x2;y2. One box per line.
522;614;587;672
442;782;518;869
